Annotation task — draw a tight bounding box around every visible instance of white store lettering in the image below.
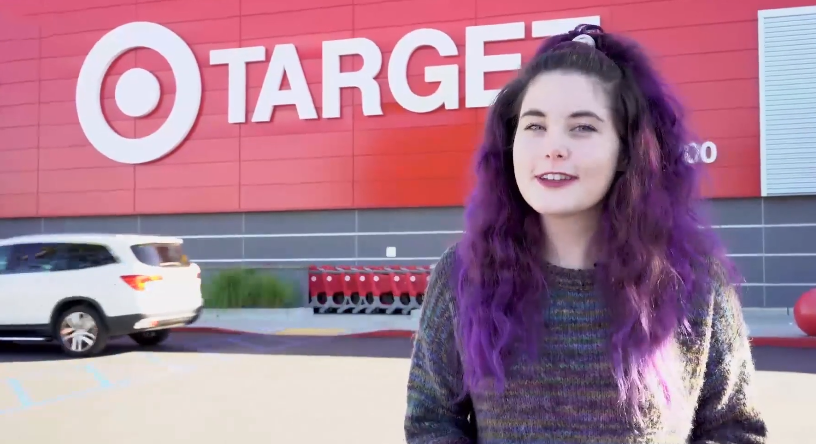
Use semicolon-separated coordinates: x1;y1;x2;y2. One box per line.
75;16;717;167
209;16;601;123
77;17;601;163
685;141;719;165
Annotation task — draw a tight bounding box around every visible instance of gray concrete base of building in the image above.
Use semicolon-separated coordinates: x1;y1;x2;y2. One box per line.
1;196;814;308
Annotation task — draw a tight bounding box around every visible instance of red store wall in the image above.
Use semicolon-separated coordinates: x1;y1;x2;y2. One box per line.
0;0;810;219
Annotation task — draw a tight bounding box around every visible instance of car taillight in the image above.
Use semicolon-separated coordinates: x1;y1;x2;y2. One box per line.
121;275;162;291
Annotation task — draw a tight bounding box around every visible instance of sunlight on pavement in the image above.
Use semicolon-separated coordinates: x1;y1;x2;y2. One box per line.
0;337;812;444
0;383;19;411
753;371;816;442
0;353;411;444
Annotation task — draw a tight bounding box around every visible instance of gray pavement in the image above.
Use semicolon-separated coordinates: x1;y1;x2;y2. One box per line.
0;333;813;443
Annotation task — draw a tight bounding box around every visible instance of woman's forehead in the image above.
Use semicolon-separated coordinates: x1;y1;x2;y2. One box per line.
520;71;613;119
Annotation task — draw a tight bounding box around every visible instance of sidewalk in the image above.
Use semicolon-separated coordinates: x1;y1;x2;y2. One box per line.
178;307;816;347
740;308;816;347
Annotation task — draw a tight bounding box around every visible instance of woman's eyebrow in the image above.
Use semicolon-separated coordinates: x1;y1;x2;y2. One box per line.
519;109;605;122
520;108;545;118
569;110;604;121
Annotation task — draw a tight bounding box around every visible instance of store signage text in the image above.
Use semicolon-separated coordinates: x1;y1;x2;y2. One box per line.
75;16;718;168
685;141;718;165
76;17;600;164
212;16;602;123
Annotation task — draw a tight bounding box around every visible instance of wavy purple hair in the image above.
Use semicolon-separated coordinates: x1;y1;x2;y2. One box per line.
454;26;739;419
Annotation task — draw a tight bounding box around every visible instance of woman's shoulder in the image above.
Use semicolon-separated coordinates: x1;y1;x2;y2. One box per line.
418;244;460;321
704;258;742;309
432;243;460;282
689;258;746;334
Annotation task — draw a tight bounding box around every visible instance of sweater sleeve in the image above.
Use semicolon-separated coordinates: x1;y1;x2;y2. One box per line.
404;246;476;444
689;283;768;444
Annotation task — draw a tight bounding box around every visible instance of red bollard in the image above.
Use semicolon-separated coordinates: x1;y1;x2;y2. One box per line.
794;288;816;336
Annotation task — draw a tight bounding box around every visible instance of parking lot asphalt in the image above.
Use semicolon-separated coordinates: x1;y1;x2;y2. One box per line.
0;333;813;443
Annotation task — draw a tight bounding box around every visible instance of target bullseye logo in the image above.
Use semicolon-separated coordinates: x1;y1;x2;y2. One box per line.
76;22;202;164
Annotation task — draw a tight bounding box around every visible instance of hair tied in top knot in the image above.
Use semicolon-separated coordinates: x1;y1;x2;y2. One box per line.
573;23;604;35
572;34;596;47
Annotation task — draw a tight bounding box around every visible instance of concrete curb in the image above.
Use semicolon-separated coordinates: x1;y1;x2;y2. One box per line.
750;336;816;349
176;327;815;346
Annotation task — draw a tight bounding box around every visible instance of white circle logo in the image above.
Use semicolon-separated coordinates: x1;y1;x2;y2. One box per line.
76;22;202;164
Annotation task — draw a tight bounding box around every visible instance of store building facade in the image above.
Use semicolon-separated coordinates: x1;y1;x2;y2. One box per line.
0;0;815;307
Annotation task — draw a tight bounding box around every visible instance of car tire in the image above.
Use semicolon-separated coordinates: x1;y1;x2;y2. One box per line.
54;305;109;358
129;329;171;347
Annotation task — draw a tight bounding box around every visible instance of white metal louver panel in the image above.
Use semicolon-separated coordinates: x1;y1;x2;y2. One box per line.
759;6;816;196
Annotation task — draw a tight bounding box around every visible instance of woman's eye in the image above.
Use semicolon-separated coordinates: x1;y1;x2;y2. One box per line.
573;124;597;133
524;123;545;131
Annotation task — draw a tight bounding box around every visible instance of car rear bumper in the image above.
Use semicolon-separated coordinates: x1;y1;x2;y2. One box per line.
107;306;203;337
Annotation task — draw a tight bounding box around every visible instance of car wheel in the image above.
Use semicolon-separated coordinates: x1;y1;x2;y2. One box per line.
54;305;109;358
129;329;171;347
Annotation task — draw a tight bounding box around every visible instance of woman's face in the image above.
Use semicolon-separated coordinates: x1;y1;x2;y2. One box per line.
512;71;621;218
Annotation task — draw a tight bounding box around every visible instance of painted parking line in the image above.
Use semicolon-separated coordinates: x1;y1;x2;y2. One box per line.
0;378;149;416
6;379;32;408
0;333;340;416
0;357;197;416
85;364;112;388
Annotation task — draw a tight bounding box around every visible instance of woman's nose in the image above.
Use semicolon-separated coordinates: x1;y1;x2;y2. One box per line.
540;131;570;159
543;143;568;159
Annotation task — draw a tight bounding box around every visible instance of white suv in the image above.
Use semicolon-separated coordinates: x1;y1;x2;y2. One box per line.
0;233;204;357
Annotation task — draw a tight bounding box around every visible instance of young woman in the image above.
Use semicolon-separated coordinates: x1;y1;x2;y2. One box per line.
404;24;767;443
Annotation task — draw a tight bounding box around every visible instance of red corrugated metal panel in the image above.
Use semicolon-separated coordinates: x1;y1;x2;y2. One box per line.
0;0;798;217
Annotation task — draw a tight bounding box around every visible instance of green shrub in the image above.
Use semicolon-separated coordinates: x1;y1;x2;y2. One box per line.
202;268;298;309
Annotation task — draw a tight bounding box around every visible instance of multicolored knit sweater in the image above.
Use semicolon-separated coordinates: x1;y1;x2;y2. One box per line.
405;246;767;443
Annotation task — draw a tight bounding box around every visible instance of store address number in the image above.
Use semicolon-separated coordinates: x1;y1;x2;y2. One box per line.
685;141;718;165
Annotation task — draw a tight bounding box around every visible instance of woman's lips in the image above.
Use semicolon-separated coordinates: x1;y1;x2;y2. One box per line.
536;173;578;188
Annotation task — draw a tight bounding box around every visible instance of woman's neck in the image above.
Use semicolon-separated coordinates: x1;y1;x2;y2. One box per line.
541;208;600;270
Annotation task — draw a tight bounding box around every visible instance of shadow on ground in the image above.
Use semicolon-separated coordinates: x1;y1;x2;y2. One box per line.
1;333;814;376
0;332;415;363
752;346;816;374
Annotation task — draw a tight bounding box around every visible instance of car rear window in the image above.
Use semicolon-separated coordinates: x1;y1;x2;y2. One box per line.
131;243;190;267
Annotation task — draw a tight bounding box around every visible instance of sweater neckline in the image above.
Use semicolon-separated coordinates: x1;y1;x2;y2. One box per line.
544;262;596;293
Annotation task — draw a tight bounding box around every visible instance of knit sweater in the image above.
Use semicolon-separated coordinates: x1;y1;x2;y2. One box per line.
404;246;767;443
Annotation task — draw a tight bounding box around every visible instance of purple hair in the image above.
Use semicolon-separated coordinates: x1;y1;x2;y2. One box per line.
454;26;739;419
